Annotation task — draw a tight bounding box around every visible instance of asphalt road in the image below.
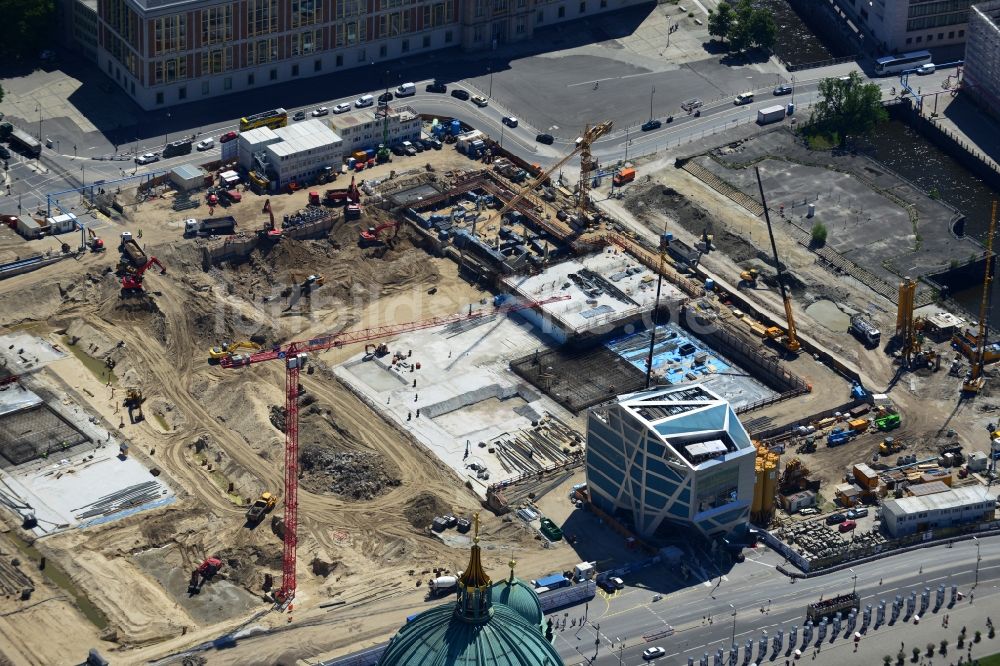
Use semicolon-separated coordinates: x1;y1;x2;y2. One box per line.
1;48;958;220
556;534;1000;666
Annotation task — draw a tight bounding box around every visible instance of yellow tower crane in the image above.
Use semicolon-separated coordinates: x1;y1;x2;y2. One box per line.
963;200;998;394
483;121;613;233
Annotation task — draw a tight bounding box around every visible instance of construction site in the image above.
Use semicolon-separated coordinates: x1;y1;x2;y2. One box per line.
0;108;997;665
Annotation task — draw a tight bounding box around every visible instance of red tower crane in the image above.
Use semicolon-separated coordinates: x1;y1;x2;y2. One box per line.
218;293;570;605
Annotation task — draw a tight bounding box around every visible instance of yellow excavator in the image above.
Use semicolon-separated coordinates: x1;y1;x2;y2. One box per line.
209;340;263;361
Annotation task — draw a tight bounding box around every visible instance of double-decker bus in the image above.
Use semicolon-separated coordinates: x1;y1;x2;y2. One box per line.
239;108;289;132
874;50;932;76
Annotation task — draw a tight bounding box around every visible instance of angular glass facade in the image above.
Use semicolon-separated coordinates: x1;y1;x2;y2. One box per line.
586;385;756;539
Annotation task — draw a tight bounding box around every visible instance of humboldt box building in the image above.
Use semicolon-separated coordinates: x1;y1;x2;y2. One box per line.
585;385;756;540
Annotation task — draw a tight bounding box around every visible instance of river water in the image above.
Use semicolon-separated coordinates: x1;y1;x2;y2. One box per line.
755;0;854;67
860;119;1000;324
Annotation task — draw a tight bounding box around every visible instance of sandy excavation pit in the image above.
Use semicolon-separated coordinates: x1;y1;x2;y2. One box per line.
0;171;580;664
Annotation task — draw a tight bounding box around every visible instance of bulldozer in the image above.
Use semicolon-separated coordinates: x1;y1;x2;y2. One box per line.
879;437;905;456
124;388;144;423
245;491;277;526
737;268;759;289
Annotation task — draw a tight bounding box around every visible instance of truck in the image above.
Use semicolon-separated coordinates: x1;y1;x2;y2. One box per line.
0;122;42;157
163;138;193;157
849;314;881;347
826;428;854;447
428;575;458;596
806;592;860;623
184;216;237;237
245;491;276;525
613;168;636;187
757;105;787;125
119;232;147;267
534;573;571;591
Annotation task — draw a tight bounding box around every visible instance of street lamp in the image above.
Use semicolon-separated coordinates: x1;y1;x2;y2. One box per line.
500;122;505;149
649;86;656;122
973;536;981;589
164;111;171;146
35;104;42;141
791;75;796;104
488;62;494;99
849;567;857;595
729;604;737;644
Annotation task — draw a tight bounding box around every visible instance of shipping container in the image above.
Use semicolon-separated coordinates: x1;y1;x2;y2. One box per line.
757;105;786;125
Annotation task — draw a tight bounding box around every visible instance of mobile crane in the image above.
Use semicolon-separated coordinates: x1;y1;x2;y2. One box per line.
217;293;570;606
963;200;997;394
755;167;800;354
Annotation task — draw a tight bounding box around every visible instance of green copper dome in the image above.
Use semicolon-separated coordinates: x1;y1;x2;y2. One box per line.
378;516;561;666
377;603;561;666
491;577;544;629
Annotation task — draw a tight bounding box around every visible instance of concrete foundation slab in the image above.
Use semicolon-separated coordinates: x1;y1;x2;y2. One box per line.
334;313;582;497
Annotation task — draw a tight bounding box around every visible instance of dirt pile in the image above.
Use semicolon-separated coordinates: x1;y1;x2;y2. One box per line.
403;492;452;530
299;444;402;500
216;544;282;589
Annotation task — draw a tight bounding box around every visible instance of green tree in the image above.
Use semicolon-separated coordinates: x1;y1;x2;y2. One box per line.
747;6;777;50
729;0;754;51
809;72;888;146
708;1;735;43
0;0;56;61
811;222;828;247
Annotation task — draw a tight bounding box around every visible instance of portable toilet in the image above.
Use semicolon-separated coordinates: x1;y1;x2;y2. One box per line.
450;120;462;136
787;102;796;116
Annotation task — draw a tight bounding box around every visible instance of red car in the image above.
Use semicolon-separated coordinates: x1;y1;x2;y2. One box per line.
219;130;238;143
838;519;857;533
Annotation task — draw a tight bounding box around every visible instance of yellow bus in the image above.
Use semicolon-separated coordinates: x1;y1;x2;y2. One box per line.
239;108;288;132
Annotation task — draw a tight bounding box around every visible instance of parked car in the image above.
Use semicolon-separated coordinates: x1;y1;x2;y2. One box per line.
390;144;406;156
641;119;662;131
838;519;858;533
378;92;394;103
429;138;443;150
734;92;754;105
471;95;489;107
401;141;417;156
799;507;818;516
135;152;160;165
643;647;666;660
292;110;306;121
417;138;435;151
426;81;447;93
196;138;215;151
610;576;625;590
826;513;847;525
597;579;616;593
219;131;238;143
502;116;518;128
773;83;793;96
535;133;554;145
411;140;425;152
450;89;470;101
312;106;329;117
846;507;869;519
917;63;936;75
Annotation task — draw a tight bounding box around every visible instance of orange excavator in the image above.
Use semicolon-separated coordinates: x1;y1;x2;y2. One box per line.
360;221;399;245
120;257;166;296
259;199;282;240
188;557;223;595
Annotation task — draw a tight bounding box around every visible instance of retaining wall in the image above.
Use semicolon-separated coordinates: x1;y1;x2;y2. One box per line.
199;213;338;270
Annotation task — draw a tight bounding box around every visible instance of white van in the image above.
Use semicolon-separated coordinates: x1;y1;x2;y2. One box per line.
396;82;416;97
734;92;754;105
355;94;374;108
